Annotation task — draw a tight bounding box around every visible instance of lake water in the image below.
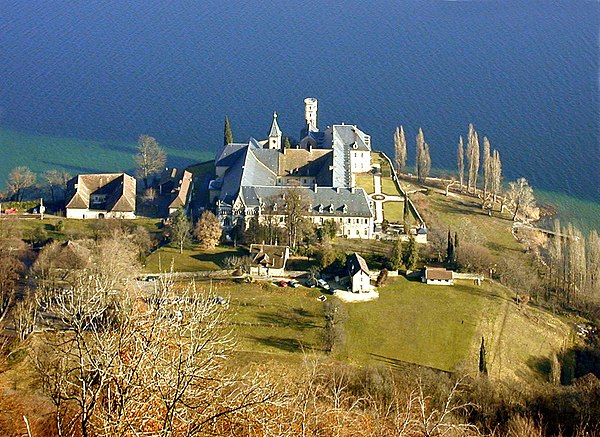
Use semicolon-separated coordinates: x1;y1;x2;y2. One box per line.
1;1;598;227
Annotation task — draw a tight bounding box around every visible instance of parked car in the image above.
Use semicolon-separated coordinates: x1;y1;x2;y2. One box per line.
316;279;330;291
289;279;300;288
305;278;317;288
278;280;288;287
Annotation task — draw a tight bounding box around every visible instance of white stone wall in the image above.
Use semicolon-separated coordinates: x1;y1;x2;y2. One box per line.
66;209;135;219
351;271;371;292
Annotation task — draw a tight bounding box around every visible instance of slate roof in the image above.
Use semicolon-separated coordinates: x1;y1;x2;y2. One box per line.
239;186;372;218
332;124;371;151
347;253;370;277
268;112;282;137
66;173;136;212
424;267;454;281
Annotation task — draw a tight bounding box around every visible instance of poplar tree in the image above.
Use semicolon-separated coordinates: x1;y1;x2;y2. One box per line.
482;136;491;200
394;126;407;174
490;149;502;202
415;128;431;182
224;115;234;146
586;230;600;295
466;124;480;194
457;136;464;190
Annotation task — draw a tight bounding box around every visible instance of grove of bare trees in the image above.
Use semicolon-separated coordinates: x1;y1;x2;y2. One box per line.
394;125;407;174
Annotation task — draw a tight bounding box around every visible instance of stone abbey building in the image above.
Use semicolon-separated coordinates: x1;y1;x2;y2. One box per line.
209;98;375;239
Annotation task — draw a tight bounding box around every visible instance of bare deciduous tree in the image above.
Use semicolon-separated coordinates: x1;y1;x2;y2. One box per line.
466;124;480;194
506;178;537;221
482;136;491;201
44;169;71;202
415;128;431;182
457;136;465;190
134;134;166;189
7;166;36;201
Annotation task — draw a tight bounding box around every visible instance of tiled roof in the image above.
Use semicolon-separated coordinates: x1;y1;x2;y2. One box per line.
66;173;136;212
424;267;453;280
249;244;288;269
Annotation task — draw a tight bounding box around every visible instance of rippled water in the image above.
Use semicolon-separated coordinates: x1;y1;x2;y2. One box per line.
1;1;598;207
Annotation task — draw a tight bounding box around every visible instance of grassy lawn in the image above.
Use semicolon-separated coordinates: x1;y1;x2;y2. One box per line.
382;201;416;225
355;173;374;194
341;276;486;371
381;178;402;196
15;217;162;241
414;187;524;260
332;238;392;269
340;276;572;382
145;245;244;272
211;280;327;362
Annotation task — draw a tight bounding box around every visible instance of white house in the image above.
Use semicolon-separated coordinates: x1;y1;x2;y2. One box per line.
346;253;371;293
65;173;136;219
422;266;454;285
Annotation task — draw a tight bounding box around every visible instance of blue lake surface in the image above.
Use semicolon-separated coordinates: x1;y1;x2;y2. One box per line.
1;0;598;202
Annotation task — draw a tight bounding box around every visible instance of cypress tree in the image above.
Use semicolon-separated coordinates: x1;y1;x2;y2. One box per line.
403;197;410;234
447;229;454;263
283;136;292;149
479;337;488;375
402;235;419;271
224;115;234;146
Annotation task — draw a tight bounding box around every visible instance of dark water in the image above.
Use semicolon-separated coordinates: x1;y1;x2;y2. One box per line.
1;1;598;202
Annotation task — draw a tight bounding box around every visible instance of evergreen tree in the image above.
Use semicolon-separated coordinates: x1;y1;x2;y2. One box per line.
479;337;488;375
394;126;407;174
446;229;454;263
402;235;419;270
457;136;464;190
389;238;403;270
283;136;292;149
403;197;410;234
224;115;234;146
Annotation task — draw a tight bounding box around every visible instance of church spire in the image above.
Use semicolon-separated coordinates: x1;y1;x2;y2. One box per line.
267;112;282;149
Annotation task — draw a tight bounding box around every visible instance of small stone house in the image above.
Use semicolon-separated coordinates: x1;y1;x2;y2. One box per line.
158;168;194;216
346;253;371;293
422;266;454;285
65;173;136;219
249;244;290;277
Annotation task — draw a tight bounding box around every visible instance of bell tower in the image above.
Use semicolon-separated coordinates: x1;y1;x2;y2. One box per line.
304;97;318;132
267;112;282;149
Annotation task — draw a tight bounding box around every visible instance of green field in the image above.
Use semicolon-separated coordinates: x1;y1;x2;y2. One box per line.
205;275;572;383
355;173;374;194
145;245;244;272
381;178;402;196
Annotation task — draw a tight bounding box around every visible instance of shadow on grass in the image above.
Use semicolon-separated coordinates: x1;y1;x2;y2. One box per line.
368;353;450;375
256;308;321;330
248;336;313;353
191;248;245;267
527;356;551;380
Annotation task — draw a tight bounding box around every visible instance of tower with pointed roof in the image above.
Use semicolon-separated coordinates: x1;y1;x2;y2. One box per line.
267;112;282;150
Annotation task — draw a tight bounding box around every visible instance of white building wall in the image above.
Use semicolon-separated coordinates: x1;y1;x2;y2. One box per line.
351;271;371;292
66;209;135;219
350;151;371;173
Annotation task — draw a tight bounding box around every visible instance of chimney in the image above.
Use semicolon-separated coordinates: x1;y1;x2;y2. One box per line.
313;183;318;193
